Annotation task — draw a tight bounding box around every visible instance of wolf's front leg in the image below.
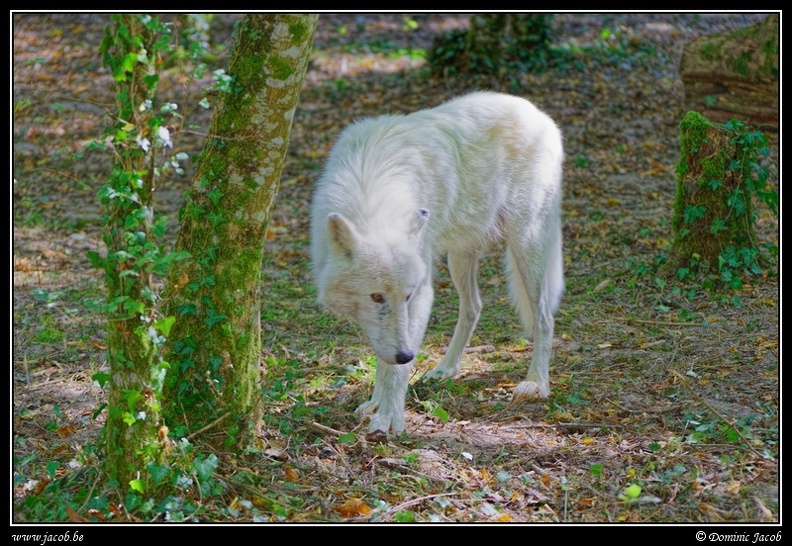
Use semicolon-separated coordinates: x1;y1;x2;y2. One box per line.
356;359;413;434
425;251;481;381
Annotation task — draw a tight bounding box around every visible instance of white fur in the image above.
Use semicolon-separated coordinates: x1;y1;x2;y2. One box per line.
310;91;564;434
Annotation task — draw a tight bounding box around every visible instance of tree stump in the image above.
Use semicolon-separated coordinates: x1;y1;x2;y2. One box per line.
429;14;552;77
680;14;779;134
666;112;757;275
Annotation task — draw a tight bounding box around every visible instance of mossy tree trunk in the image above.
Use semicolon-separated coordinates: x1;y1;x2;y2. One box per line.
99;15;171;492
666;111;757;274
162;14;318;448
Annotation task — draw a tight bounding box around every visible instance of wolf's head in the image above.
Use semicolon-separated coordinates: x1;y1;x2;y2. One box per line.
317;209;431;365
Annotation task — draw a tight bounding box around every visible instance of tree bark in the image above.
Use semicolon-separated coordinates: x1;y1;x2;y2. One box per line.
680;14;778;133
162;14;318;448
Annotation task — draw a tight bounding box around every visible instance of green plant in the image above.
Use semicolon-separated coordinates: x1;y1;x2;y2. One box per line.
669;113;777;291
393;509;417;522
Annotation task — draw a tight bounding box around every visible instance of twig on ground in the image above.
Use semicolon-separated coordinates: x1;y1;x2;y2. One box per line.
186;412;230;440
310;421;344;437
618;317;710;328
464;345;497;354
611;400;681;414
670;370;770;461
372;492;460;522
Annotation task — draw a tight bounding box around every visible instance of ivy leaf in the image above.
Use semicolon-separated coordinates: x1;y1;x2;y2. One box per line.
206;211;226;228
154;315;176;337
129;479;145;494
86;250;106;269
430;405;449;422
115;52;139;79
193;454;218;481
705;178;723;190
723;426;740;443
207;189;224;207
709;218;727;234
727;190;747;216
146;462;171;484
205;309;227;329
92;371;111;388
682;204;706;225
46;460;60;479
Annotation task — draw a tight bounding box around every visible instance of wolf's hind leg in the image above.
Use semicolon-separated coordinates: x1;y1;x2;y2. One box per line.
506;219;563;401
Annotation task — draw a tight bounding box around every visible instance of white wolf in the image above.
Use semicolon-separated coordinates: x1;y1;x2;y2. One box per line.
310;91;564;435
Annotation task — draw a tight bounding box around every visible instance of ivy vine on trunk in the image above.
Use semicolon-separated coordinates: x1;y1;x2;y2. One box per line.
94;14;187;493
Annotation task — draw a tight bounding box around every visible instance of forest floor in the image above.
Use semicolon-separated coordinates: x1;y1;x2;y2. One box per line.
12;13;779;525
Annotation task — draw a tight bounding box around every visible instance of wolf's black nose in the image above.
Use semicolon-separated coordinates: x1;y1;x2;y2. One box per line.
395;350;414;364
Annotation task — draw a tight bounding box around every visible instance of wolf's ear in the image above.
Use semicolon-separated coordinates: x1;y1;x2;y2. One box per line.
409;208;430;238
327;213;358;258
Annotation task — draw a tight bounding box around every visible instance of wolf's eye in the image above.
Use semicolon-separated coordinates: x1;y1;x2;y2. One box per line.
405;292;412;302
370;293;385;303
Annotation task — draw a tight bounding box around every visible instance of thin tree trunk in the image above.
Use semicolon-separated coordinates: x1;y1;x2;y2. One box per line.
100;14;169;491
163;14;318;448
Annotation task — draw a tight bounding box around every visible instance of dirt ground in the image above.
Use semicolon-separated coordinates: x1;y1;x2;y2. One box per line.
12;13;778;524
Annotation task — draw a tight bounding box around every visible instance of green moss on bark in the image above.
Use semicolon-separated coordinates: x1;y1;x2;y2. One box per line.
163;14;318;448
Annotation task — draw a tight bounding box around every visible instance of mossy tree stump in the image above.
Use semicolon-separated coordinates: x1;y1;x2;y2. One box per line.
680;14;778;134
666;111;767;279
429;14;553;77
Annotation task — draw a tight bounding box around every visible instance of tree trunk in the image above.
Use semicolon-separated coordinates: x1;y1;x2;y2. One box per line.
666;111;756;273
680;14;778;134
162;14;318;448
99;15;170;492
430;14;552;77
468;13;552;67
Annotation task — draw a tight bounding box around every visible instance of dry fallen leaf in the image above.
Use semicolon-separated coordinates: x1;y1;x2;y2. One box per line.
284;467;300;482
334;497;372;518
56;425;77;438
366;429;388;443
66;505;88;522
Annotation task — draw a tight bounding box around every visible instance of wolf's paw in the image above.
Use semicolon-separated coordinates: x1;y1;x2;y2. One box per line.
423;363;459;381
512;380;550;401
355;398;379;415
367;411;405;436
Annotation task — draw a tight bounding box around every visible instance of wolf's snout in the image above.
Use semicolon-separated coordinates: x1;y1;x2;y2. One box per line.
395;350;414;364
